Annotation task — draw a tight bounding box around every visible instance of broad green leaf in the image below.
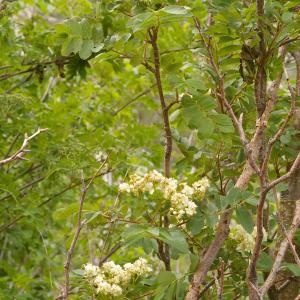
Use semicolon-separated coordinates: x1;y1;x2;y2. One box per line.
284;263;300;276
156;271;176;286
159;228;189;253
236;207;254;233
257;252;273;271
61;37;83;56
185;79;207;92
161;5;191;15
91;43;104;53
80;18;93;39
79;40;94;59
210;113;234;133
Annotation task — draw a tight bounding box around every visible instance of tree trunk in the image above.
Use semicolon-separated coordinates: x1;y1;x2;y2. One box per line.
273;51;300;299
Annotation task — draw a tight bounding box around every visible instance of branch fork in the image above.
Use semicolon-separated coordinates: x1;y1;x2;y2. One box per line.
0;128;48;166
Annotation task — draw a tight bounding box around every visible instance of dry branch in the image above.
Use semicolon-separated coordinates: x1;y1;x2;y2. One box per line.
0;128;48;166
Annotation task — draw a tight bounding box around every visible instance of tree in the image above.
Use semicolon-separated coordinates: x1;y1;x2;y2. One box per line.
0;0;300;299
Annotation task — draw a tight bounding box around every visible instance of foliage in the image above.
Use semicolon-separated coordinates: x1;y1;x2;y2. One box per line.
0;0;300;299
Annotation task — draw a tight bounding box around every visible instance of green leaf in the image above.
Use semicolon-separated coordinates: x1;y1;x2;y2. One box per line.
284;263;300;276
257;252;273;271
79;40;94;59
53;203;81;221
156;271;176;286
224;187;243;206
176;278;188;299
61;37;83;56
92;43;104;53
186;209;203;235
161;5;191;15
219;44;241;56
159;228;189;253
154;272;177;300
66;19;82;36
194;94;217;111
80;18;93;39
182;96;215;134
185;79;206;91
236;207;254;233
210;113;234;133
127;12;156;32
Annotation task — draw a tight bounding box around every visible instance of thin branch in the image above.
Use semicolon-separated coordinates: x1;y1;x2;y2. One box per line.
41;76;57;102
260;200;300;297
278;214;300;268
160;46;201;55
62;156;109;300
213;271;222;300
111;84;156;116
98;242;122;266
0;67;35;82
0;128;48;166
266;151;300;192
3;133;21;160
198;279;215;298
193;16;260;175
5;73;33;94
261;64;296;180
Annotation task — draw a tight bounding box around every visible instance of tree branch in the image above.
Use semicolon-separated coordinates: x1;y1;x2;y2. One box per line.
266;152;300;192
260;200;300;297
62;156;109;299
0;128;48;166
111;84;156;116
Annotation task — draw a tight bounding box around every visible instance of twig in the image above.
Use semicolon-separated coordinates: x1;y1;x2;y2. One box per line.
3;133;21;161
261;64;296;173
111;84;156;116
5;73;33;93
266;152;300;192
98;242;122;266
160;46;201;55
213;271;222;300
62;156;109;299
193;16;260;175
0;128;48;166
0;67;35;82
198;279;215;298
260;200;300;297
277;214;300;268
41;76;57;102
218;259;225;300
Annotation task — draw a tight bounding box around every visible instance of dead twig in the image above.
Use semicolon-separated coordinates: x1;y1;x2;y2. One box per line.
0;128;48;166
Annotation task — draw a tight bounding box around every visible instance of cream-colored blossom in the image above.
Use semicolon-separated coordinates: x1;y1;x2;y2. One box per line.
119;171;209;221
229;221;268;254
192;177;209;199
119;182;131;193
83;258;151;297
83;263;100;278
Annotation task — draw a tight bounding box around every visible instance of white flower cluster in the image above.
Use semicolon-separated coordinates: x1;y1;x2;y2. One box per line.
229;222;267;254
83;258;151;297
119;170;209;220
229;222;255;253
